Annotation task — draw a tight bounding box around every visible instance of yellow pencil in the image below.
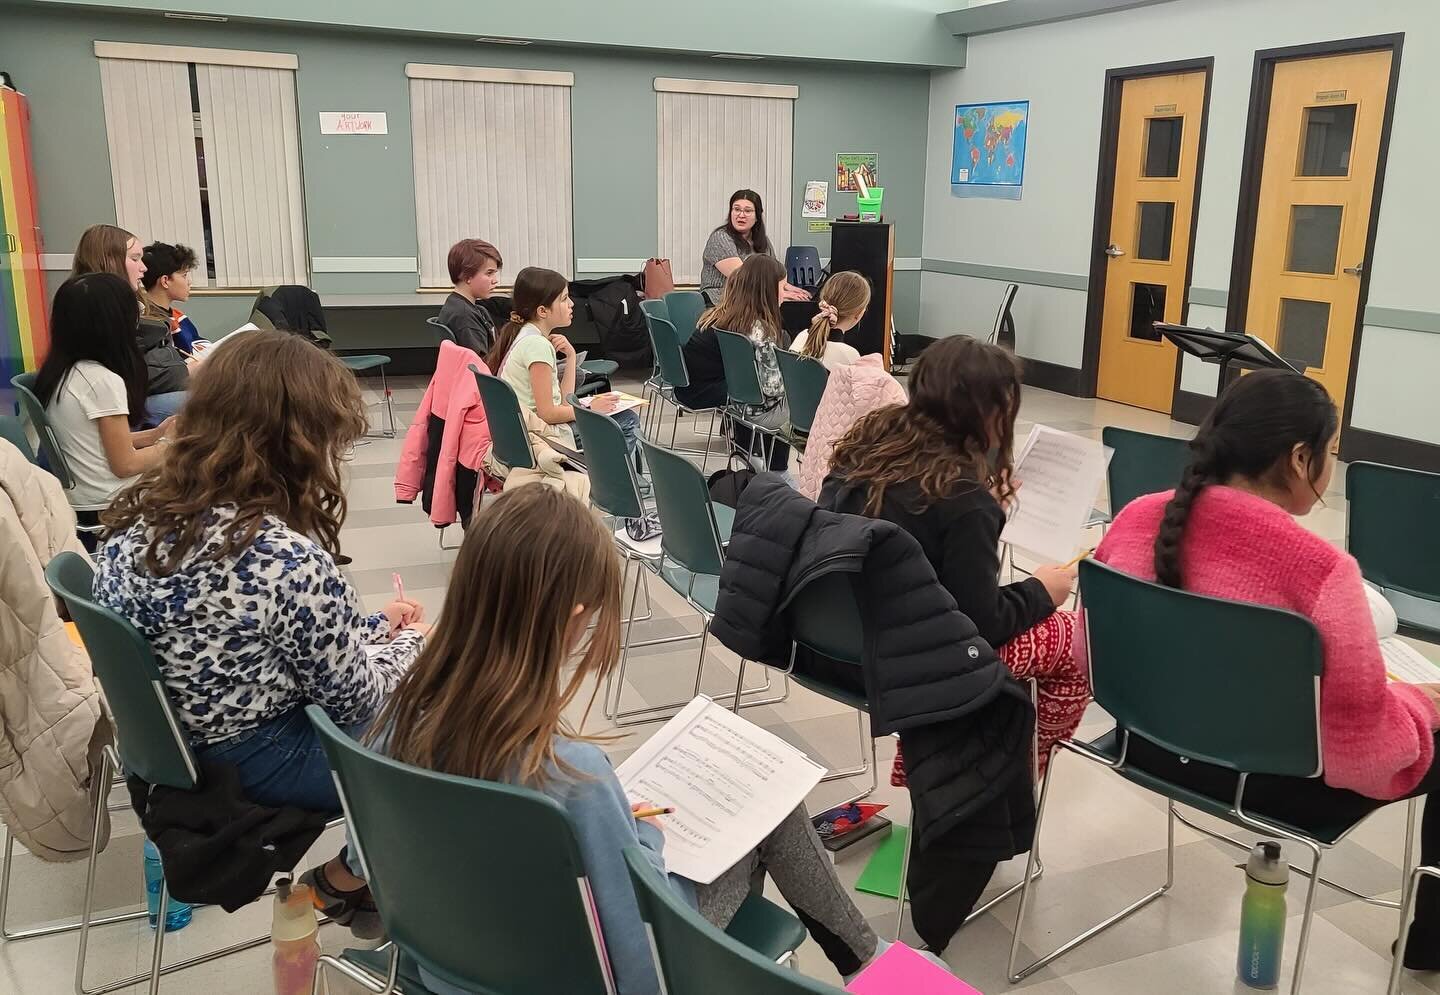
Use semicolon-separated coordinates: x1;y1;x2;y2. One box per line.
1063;548;1095;569
632;806;675;820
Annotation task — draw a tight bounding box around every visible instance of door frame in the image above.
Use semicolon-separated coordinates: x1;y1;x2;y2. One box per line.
1218;33;1405;458
1080;57;1215;401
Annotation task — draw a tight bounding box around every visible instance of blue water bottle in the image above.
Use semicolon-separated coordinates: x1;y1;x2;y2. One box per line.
1237;841;1288;988
142;839;192;932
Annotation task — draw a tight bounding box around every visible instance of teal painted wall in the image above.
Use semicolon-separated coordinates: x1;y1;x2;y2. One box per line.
6;8;929;348
20;0;966;68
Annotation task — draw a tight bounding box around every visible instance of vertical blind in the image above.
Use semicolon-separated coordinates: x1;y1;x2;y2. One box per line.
194;64;308;287
409;70;575;287
97;58;209;285
656;85;795;285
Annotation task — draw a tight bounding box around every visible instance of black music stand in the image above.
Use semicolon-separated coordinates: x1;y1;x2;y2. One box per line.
1155;323;1301;384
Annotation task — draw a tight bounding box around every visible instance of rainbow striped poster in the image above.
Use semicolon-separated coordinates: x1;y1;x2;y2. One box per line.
0;87;49;387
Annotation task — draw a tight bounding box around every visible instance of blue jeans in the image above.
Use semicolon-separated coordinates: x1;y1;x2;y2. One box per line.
197;708;363;814
143;391;186;426
574;408;641;455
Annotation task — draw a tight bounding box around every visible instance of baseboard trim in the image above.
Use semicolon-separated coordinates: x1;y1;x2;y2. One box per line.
1171;389;1214;426
1021;358;1084;396
1339;427;1440;473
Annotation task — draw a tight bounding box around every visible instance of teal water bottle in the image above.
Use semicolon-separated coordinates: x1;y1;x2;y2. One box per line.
142;839;192;932
1237;841;1287;988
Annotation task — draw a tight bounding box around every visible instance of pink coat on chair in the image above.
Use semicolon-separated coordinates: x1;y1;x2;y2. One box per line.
395;341;493;527
797;353;907;501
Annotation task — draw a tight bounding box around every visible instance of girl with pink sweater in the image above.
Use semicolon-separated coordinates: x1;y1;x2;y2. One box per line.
1096;370;1440;970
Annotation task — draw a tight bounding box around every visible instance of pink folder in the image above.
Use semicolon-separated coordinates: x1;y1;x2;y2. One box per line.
844;942;983;995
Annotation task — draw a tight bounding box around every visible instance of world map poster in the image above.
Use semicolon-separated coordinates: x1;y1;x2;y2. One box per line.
951;100;1029;199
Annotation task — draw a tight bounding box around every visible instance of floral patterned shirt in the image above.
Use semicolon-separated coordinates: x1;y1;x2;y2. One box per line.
94;507;423;746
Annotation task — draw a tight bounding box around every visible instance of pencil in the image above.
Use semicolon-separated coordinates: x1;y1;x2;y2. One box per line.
392;572;406;602
1062;548;1095;569
632;806;675;819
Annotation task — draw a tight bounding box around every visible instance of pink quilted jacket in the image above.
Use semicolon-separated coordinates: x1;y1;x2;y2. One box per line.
395;341;493;526
797;353;907;500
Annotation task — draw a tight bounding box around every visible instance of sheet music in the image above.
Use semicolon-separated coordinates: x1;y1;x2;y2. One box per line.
1000;425;1110;563
615;697;826;884
1382;638;1440;684
1365;583;1399;639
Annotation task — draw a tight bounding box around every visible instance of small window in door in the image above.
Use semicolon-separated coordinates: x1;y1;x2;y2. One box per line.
1143;117;1183;177
1277;298;1330;371
1298;104;1356;177
1285;205;1342;274
1129;283;1167;341
1136;202;1175;261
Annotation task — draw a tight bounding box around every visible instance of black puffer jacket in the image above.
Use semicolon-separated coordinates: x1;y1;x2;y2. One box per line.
712;474;1035;856
137;317;189;396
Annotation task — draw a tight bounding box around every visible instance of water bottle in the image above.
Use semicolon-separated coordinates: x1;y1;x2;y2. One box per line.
1236;841;1288;988
271;877;320;995
142;838;193;932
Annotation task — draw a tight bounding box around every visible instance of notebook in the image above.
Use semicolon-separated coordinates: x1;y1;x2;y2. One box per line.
1365;583;1440;684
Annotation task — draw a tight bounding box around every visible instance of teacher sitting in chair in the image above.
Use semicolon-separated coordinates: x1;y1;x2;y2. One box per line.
701;189;811;306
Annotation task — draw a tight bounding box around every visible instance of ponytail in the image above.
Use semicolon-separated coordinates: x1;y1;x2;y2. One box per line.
803;271;871;361
485;314;525;373
1150;369;1337;589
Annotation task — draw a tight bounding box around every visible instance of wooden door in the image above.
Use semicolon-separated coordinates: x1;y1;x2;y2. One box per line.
1096;71;1207;413
1244;50;1392;412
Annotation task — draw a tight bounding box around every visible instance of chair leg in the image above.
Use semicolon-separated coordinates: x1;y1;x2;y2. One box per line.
1288;839;1325;995
314;944;401;994
146;880;169;995
1389;865;1440;995
894;813;914;941
1007;748;1176;983
380;364;396;439
700;411;716;474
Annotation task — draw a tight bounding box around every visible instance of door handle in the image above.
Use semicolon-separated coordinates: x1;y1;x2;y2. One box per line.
3;234;15;253
1104;243;1126;258
1343;263;1364;276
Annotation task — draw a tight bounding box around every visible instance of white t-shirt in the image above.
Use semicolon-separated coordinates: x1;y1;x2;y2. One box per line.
788;332;862;372
46;361;138;511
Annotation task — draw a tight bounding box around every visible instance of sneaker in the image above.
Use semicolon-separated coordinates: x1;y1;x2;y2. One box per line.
299;858;384;941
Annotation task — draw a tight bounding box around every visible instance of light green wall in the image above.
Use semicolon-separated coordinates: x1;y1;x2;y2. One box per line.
20;0;966;68
6;8;929;347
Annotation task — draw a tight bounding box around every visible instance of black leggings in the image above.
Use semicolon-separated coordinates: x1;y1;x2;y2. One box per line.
673;379;790;472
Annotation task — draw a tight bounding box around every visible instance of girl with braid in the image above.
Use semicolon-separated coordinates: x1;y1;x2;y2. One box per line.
1095;369;1440;971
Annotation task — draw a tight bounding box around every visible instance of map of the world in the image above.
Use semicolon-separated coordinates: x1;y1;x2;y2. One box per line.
951;100;1029;189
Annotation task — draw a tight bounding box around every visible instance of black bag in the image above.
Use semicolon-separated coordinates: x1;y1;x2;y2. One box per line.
707;454;758;509
569;275;652;369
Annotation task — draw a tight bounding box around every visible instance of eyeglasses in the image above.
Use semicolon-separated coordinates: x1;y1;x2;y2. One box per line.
731;207;756;216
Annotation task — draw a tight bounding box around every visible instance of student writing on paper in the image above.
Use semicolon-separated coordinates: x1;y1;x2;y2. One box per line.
487;267;641;456
1095;370;1440;971
372;486;899;995
94;331;428;938
820;335;1091;946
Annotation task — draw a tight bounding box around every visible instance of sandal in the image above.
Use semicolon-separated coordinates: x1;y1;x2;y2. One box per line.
299;853;384;940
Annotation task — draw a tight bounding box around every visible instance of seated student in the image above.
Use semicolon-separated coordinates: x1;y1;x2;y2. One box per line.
788;271;867;372
94;329;428;937
33;273;172;542
437;238;503;356
72;224;188;424
676;254;792;471
487;266;638;454
372;485;932;995
1096;370;1440;970
141;241;203;354
819;335;1090;947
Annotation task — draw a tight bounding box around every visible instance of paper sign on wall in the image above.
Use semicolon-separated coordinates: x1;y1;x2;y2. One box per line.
319;112;388;135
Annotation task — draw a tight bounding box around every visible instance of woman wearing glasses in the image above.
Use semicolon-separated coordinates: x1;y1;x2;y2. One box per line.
700;189;811;306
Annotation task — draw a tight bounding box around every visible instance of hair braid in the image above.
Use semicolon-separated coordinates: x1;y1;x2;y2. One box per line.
1152;442;1216;588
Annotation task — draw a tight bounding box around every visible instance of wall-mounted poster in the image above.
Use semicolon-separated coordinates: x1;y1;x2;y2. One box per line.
802;180;829;218
951;101;1028;200
835;153;878;193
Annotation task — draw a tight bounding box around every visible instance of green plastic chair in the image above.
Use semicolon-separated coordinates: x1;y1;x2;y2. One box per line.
643;312;721;467
714;329;782;465
470;366;538;473
640;297;669;322
426;316;455;343
623;848;834;995
664;290;706;345
1008;559;1409;994
1346;461;1440;642
339;354;396;438
11;371;77;488
1102;426;1192;518
45;552;282;993
306;707;615;995
0;412;36;463
625;440;776;724
774;350;829;445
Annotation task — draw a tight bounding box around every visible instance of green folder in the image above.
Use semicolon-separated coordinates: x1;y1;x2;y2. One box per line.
855;823;908;899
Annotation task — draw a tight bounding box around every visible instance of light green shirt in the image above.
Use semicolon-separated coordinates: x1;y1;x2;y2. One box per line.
501;324;575;447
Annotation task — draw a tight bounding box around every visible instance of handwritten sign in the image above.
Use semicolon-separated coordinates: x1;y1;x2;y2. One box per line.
319;112;388;135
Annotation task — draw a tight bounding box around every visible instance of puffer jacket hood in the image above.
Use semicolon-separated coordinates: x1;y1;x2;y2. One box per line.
0;439;112;861
712;473;1035;854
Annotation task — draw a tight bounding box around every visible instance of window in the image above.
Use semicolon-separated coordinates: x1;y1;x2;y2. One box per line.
655;78;797;285
95;42;307;288
408;64;575;287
